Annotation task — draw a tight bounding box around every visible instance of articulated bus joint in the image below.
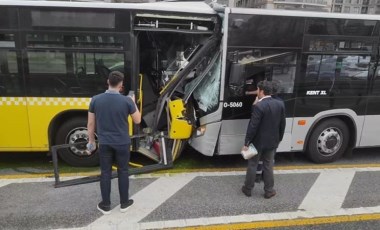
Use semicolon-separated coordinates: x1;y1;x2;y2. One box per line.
52;132;173;188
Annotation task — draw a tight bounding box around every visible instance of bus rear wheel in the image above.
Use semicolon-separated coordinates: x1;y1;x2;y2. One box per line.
55;117;99;167
307;118;349;163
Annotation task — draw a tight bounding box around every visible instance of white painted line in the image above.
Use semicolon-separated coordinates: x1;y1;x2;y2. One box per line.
135;167;380;178
89;174;196;228
0;181;12;188
298;169;355;211
138;205;380;229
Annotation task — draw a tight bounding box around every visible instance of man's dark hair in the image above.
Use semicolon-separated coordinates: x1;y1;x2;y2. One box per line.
108;71;124;87
257;80;272;96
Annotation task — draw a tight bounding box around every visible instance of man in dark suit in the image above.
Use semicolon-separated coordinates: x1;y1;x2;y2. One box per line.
242;80;286;199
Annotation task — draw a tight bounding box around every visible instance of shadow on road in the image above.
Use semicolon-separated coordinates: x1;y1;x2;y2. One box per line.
0;147;380;175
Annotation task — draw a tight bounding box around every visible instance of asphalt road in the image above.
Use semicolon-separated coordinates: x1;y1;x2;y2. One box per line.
1;167;379;230
0;148;380;229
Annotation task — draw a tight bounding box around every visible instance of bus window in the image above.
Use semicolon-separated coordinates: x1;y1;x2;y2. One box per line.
227;49;266;97
27;34;124;50
0;8;18;29
309;39;373;52
0;50;20;96
31;10;115;29
0;34;15;48
26;51;124;96
270;53;297;94
186;53;221;116
28;51;66;74
305;54;370;96
228;50;297;96
73;52;125;94
228;14;305;48
0;34;21;96
306;18;377;36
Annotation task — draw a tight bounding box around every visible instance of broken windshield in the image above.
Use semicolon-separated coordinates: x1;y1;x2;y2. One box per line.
185;52;221;116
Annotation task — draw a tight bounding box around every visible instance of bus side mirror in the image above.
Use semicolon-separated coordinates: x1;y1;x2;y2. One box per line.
228;63;245;97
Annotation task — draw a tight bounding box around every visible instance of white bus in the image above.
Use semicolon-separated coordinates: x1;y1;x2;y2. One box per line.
1;1;380;166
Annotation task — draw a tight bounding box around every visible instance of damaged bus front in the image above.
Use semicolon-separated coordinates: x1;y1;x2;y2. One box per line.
130;6;222;165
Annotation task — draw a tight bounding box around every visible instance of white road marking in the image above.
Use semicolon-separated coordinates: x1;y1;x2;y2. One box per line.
0;181;11;188
298;169;356;211
88;174;196;228
3;167;380;230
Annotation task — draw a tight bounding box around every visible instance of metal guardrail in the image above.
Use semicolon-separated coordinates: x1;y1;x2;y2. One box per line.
52;134;173;188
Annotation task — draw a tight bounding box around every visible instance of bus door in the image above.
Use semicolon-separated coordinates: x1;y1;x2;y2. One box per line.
0;32;31;150
224;50;297;153
217;11;304;155
132;12;220;160
360;45;380;147
264;52;298;152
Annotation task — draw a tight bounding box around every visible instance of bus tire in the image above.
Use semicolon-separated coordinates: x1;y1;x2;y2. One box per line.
55;117;99;167
307;118;349;163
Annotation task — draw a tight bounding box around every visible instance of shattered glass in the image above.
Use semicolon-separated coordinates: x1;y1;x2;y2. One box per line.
192;54;221;114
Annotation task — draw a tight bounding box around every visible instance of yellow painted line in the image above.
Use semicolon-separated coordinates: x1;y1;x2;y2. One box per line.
177;213;380;230
0;171;99;179
1;163;380;179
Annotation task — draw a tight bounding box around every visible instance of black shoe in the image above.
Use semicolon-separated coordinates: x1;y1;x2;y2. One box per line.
120;199;134;213
241;186;252;197
255;174;262;183
264;190;276;199
97;202;111;215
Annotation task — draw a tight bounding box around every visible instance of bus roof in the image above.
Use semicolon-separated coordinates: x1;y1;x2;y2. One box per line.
230;7;380;21
0;0;217;15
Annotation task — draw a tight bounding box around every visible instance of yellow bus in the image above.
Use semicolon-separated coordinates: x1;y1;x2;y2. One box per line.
5;1;378;168
0;1;218;166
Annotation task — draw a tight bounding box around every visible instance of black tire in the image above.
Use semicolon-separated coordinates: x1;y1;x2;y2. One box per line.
307;118;349;163
55;117;99;167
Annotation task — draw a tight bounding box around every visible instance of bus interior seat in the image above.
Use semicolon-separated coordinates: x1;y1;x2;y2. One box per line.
95;61;111;79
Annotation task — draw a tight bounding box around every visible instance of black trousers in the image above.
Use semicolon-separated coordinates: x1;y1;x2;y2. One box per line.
99;144;130;206
244;148;276;193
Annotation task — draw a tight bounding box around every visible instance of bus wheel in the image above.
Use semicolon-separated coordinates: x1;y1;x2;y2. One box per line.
307;118;349;163
55;117;99;167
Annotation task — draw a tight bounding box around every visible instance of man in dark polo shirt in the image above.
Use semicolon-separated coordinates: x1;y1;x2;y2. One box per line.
87;71;141;215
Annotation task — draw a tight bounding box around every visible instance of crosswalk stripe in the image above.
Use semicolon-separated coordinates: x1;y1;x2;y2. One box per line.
88;174;196;228
298;169;356;211
0;181;11;188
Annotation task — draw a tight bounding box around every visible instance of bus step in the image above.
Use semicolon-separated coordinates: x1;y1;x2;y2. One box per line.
137;147;160;162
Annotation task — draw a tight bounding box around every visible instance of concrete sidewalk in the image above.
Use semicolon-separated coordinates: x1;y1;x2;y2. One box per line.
1;167;380;230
